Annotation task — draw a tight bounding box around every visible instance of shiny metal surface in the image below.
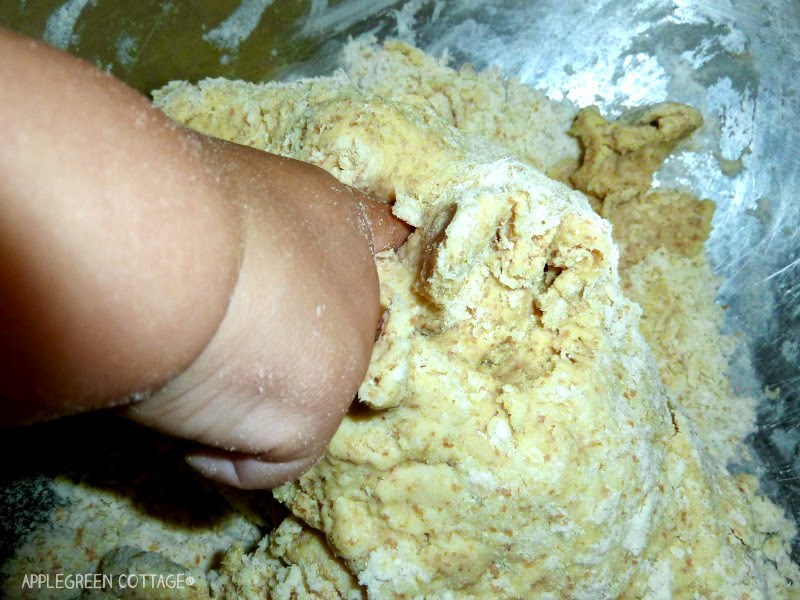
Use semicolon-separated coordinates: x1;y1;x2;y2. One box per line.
2;0;798;556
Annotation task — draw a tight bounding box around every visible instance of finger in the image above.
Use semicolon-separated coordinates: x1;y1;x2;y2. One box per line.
185;449;318;490
353;190;413;252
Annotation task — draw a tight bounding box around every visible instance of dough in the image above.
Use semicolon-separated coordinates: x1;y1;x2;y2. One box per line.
567;103;703;203
564;104;755;465
336;41;758;465
152;41;799;598
215;517;361;599
340;40;580;175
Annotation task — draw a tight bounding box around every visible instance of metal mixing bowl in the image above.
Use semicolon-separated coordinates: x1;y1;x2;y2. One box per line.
1;0;798;564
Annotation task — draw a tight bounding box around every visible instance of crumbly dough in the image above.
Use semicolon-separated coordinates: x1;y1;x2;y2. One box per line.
212;517;362;600
340;41;757;465
151;41;800;598
600;189;714;269
340;40;580;175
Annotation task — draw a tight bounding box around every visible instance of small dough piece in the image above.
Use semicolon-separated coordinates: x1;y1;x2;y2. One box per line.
568;103;703;202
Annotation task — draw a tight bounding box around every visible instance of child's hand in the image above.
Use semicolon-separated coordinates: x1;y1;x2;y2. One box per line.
125;138;410;489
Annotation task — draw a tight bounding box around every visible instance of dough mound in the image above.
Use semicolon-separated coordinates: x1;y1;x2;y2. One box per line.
153;42;798;599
